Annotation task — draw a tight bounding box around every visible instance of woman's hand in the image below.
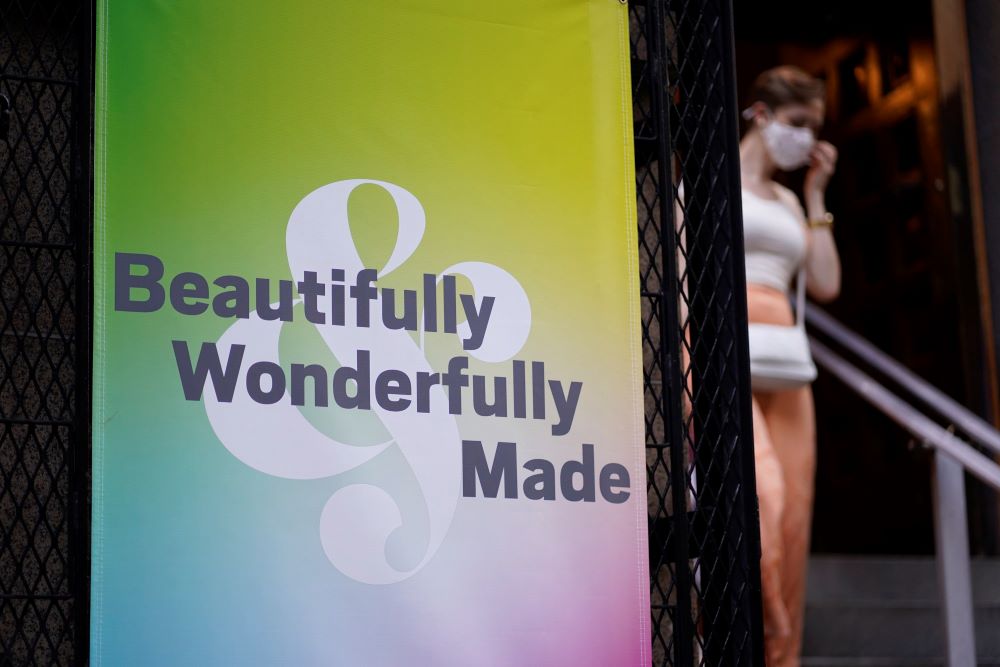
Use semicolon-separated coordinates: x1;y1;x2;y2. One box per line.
803;141;837;206
802;140;841;302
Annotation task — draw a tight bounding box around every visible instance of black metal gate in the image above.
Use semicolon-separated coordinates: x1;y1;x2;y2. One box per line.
0;1;761;665
632;1;763;664
0;1;92;666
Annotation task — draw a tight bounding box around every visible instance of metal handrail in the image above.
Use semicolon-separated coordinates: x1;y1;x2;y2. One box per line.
807;304;1000;459
809;337;1000;491
803;317;1000;667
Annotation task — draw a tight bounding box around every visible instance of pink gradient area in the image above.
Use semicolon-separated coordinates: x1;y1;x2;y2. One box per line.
398;497;651;666
279;507;650;666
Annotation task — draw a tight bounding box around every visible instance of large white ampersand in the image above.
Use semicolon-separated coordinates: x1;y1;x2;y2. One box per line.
204;180;531;584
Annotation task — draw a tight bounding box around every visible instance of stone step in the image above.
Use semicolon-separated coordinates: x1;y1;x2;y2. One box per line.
804;604;1000;659
802;556;1000;663
807;555;1000;604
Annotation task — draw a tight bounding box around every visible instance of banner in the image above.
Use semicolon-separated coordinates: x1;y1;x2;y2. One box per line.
92;1;648;664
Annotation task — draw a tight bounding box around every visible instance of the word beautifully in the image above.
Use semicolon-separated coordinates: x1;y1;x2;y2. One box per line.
115;252;495;350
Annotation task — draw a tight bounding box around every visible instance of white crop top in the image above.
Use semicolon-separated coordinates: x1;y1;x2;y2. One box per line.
742;188;807;292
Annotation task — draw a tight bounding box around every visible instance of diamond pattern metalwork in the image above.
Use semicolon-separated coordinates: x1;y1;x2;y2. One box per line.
0;2;88;665
631;1;764;664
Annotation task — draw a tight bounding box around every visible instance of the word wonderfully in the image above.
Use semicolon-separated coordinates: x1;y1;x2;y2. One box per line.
173;343;583;436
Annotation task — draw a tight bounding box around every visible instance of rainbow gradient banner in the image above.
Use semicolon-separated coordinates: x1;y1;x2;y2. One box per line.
92;1;648;664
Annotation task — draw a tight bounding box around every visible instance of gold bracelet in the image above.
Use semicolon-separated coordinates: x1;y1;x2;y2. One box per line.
808;211;834;229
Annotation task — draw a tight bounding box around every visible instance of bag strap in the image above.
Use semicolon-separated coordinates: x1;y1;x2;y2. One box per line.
794;266;806;329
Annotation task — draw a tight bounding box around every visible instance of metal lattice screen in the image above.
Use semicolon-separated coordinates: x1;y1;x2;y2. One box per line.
0;1;91;665
631;1;764;665
0;1;761;665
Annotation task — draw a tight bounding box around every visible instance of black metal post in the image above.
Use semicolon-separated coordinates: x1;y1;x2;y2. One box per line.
70;1;95;663
671;0;764;664
645;1;697;665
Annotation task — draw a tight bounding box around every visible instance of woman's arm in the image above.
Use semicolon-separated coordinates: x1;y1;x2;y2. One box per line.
802;141;841;302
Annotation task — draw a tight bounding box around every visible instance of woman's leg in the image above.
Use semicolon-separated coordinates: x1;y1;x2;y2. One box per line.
744;284;814;663
752;395;792;665
759;386;816;667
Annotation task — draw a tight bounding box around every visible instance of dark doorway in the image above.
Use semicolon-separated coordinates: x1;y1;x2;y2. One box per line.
733;0;998;556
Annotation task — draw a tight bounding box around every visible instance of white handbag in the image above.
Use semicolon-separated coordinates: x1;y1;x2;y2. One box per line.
747;268;817;391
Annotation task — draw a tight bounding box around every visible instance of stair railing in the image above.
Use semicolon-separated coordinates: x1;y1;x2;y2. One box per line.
807;305;1000;458
804;304;1000;667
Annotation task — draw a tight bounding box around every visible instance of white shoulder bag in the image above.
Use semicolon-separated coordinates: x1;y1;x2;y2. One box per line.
747;268;817;391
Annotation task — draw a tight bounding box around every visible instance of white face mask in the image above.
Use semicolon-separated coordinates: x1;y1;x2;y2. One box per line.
761;117;815;171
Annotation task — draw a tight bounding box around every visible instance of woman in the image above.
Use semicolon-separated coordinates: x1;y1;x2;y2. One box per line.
740;66;840;667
